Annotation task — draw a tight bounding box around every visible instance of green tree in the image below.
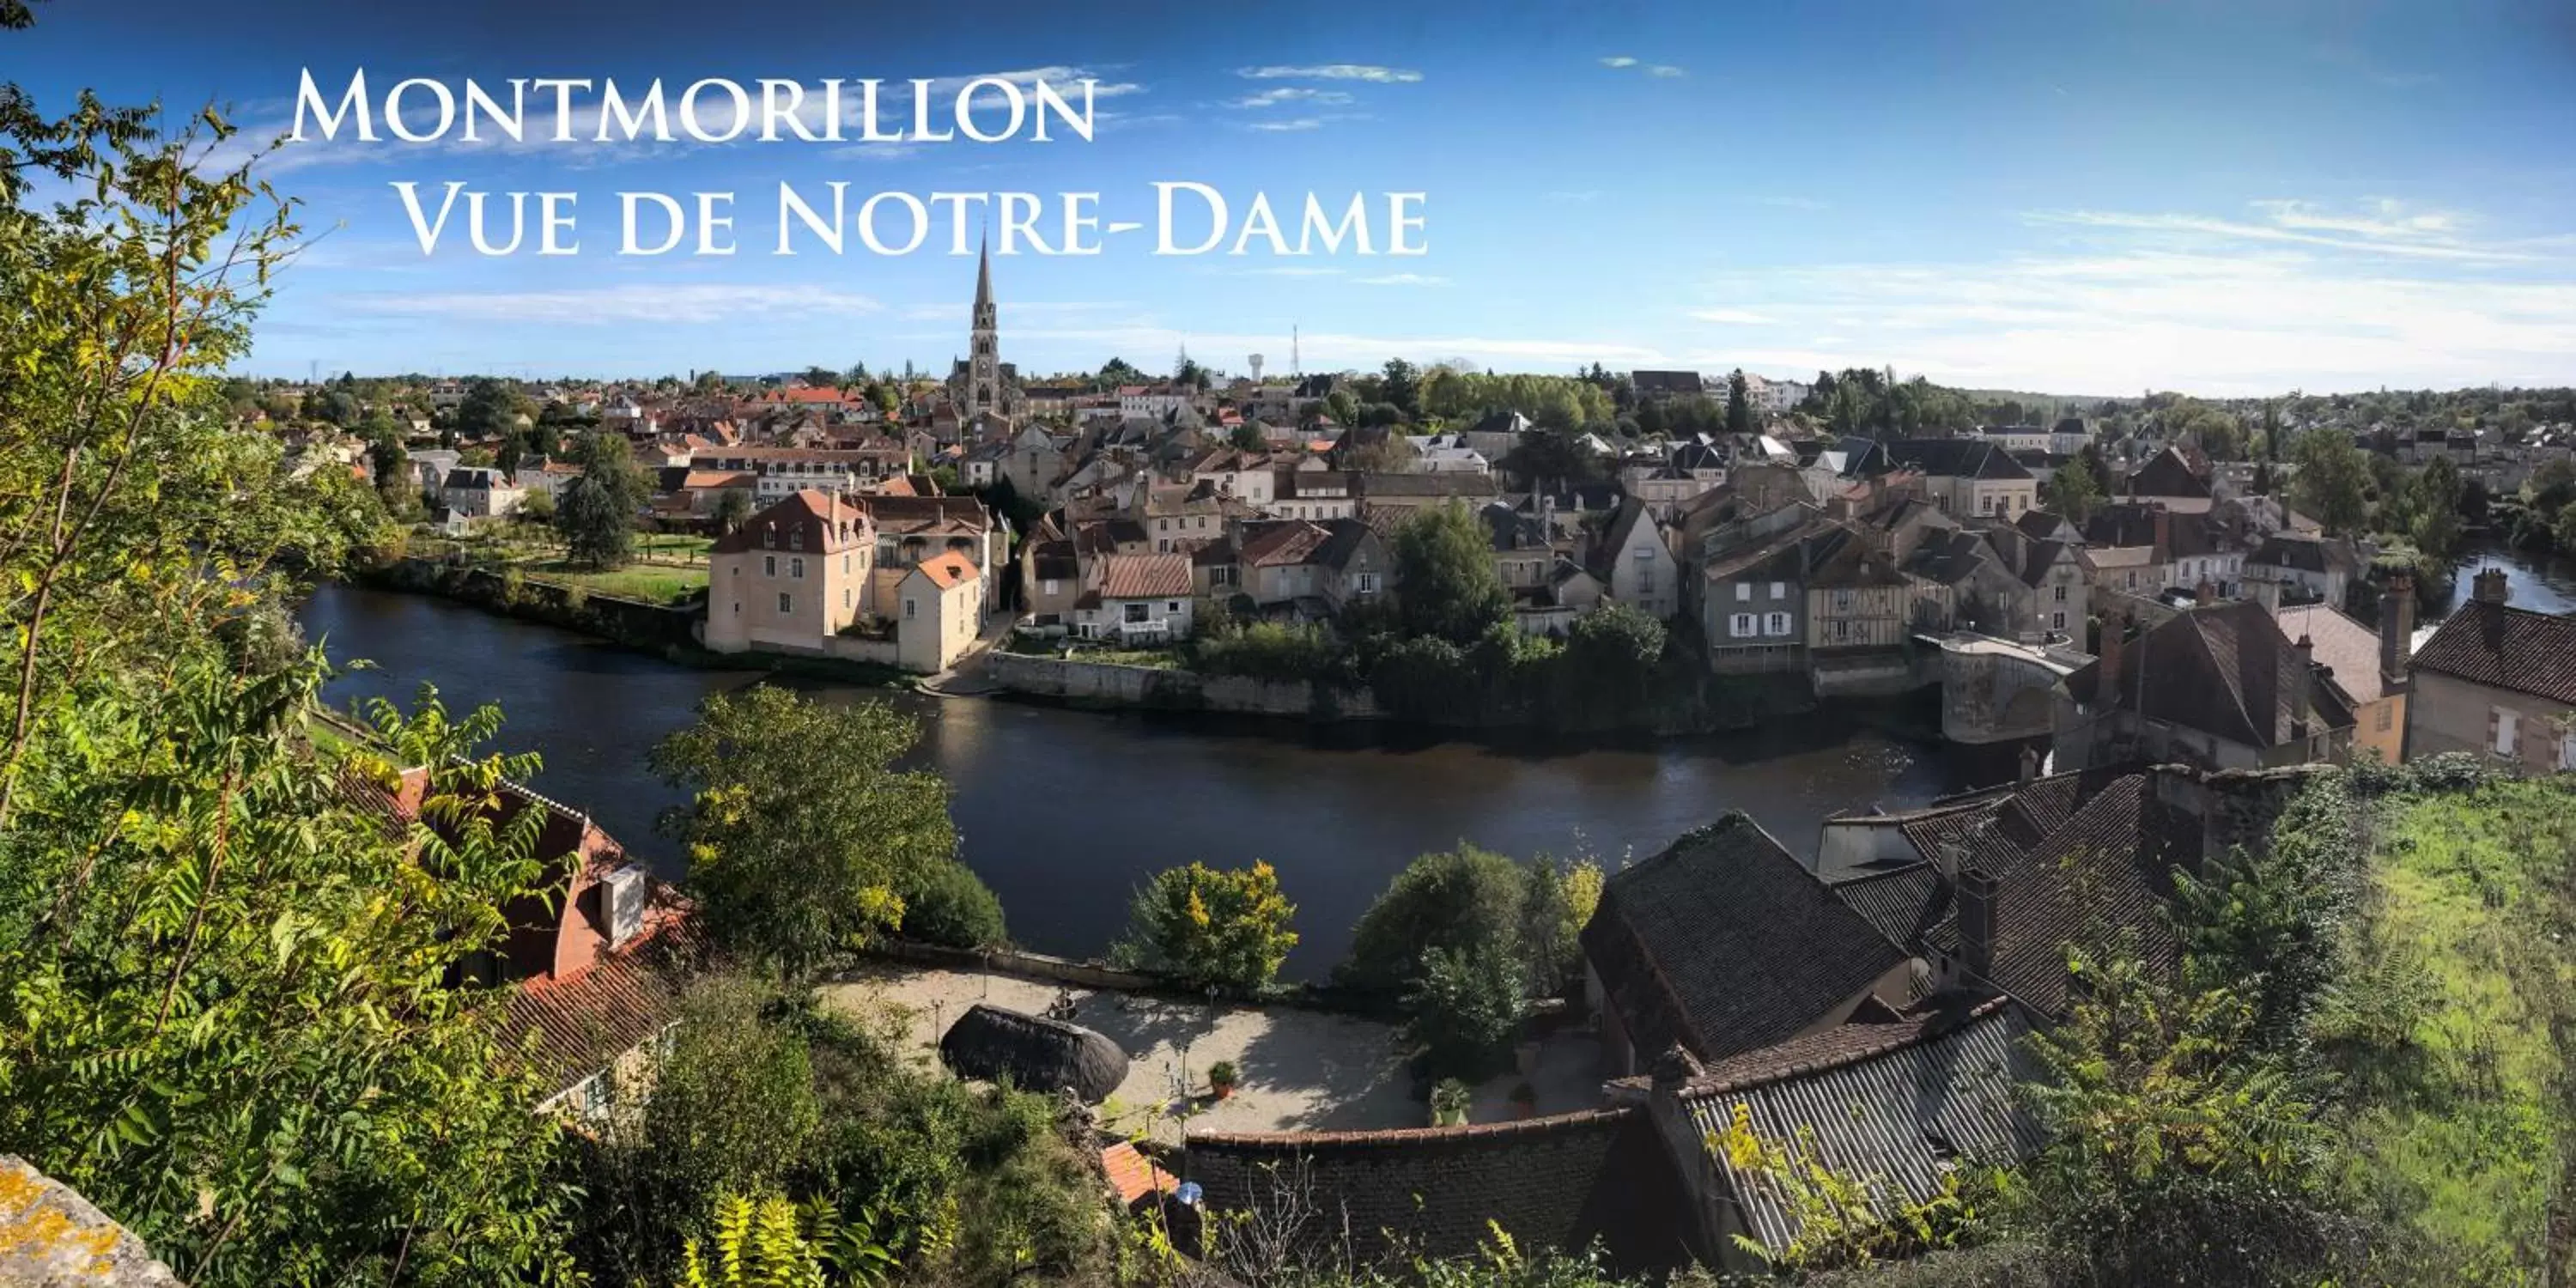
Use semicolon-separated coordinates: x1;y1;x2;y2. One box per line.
1403;944;1526;1080
1324;387;1360;425
2045;453;2105;524
714;486;755;534
1341;842;1532;993
2289;428;2373;537
893;860;1008;950
650;688;959;978
1393;502;1512;645
455;376;518;441
1726;368;1754;436
2409;455;2465;562
1228;419;1267;453
1112;861;1298;991
556;428;647;568
1380;357;1422;416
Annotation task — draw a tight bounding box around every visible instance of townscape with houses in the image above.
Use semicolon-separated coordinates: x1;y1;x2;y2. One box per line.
207;244;2576;1281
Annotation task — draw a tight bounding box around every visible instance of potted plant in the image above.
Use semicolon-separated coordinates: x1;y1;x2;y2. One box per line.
1507;1082;1538;1120
1207;1060;1239;1100
1430;1078;1472;1127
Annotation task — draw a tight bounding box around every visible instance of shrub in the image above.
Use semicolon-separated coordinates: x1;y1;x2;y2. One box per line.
1111;861;1299;992
1342;843;1528;993
1404;944;1526;1081
1207;1060;1238;1091
1192;619;1348;683
896;860;1008;950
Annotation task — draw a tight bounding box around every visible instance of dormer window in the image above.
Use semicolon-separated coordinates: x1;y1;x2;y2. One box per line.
762;527;775;549
790;530;805;551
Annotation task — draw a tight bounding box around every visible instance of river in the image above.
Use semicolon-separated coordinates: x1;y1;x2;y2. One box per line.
297;583;1955;975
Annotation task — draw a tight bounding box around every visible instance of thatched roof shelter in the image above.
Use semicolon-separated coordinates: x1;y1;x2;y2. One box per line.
938;1003;1130;1103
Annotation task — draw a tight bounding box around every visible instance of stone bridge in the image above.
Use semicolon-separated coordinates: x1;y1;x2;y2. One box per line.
1921;632;2092;744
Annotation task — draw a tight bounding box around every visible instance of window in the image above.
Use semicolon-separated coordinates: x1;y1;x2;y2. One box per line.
789;530;804;551
2124;571;2138;590
576;1072;611;1118
1769;581;1785;599
2378;703;2395;733
843;555;851;574
843;588;852;608
1158;518;1170;532
2494;708;2521;756
1735;582;1751;602
762;528;775;549
1729;612;1756;638
1765;611;1792;637
1122;602;1150;624
776;592;792;613
1633;545;1654;562
904;598;917;619
1042;578;1060;597
2561;731;2576;770
1356;572;1380;594
2052;584;2067;603
2050;611;2067;631
1637;569;1655;593
1832;589;1855;611
790;557;805;580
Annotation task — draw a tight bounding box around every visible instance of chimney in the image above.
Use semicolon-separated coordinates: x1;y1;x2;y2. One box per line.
1649;1042;1703;1110
2379;571;2415;690
2150;507;2172;561
2018;744;2039;787
2290;633;2314;741
2240;611;2281;749
2251;570;2281;618
2472;566;2510;605
1937;841;1966;884
2096;613;2128;710
1957;866;2000;982
2195;578;2216;605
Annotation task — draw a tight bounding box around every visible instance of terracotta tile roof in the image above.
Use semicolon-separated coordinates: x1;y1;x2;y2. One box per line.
1236;519;1333;567
1100;1142;1176;1206
710;489;871;556
501;918;697;1100
1187;1108;1692;1268
910;550;980;590
1096;552;1193;599
2409;599;2576;707
1581;814;1907;1062
679;470;752;489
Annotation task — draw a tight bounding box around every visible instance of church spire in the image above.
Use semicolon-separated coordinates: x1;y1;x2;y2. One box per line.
974;230;993;312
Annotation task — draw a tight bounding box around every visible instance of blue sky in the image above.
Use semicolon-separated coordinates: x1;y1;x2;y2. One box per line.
15;0;2576;393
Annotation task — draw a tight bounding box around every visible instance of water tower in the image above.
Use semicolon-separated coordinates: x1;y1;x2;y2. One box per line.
1248;353;1265;382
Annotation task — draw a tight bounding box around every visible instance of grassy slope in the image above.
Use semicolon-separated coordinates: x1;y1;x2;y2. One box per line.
2354;777;2573;1273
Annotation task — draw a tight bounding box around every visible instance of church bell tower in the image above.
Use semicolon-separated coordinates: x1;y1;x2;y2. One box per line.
966;234;1000;418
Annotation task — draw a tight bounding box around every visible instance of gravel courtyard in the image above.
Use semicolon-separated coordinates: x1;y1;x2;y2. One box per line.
823;963;1603;1145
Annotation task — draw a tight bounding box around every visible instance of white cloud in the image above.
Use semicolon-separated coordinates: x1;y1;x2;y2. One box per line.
1226;266;1346;277
1012;324;1664;368
1599;57;1686;78
1645;64;1688;78
1690;308;1775;325
1249;118;1328;132
1689;236;2576;394
1354;273;1449;286
2030;201;2525;263
348;283;884;325
1230;87;1357;109
1236;64;1423;83
1598;56;1638;68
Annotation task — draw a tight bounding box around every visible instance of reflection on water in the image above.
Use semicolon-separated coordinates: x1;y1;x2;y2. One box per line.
298;583;1953;974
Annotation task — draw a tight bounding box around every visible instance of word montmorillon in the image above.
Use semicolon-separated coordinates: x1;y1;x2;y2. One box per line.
290;70;1102;146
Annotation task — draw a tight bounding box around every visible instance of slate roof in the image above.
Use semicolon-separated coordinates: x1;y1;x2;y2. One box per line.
2250;532;2357;575
2410;599;2576;707
1358;471;1502;500
1582;814;1907;1062
1679;999;2043;1261
1878;439;2035;483
2077;599;2356;748
1186;1108;1693;1270
1844;769;2197;1015
1631;369;1706;397
2126;447;2211;500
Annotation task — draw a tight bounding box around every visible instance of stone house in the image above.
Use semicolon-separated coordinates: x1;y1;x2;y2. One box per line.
2054;599;2356;771
703;490;874;655
440;465;524;521
1599;498;1681;622
1075;552;1197;644
896;552;983;673
2404;568;2576;770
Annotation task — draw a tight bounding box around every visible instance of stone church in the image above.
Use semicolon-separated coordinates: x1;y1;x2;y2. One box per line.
946;236;1024;420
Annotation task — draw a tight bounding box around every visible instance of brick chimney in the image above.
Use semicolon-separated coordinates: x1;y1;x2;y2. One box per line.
2379;572;2415;690
1957;866;2000;982
2472;566;2510;605
2239;609;2281;750
2096;613;2128;710
2150;507;2172;560
2290;633;2314;741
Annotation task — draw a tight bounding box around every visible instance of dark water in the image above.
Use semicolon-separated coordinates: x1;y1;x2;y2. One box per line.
2444;543;2576;617
297;583;1953;974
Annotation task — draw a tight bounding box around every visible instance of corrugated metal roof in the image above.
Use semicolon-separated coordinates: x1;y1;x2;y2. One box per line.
1686;1002;2042;1258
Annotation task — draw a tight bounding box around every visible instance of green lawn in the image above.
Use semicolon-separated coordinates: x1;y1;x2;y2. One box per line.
526;560;708;605
2346;777;2573;1272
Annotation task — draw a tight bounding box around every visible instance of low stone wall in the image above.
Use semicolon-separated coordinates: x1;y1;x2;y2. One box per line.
839;939;1403;1020
984;652;1382;721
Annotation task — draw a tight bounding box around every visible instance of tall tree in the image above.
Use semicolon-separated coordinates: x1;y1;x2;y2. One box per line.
555;428;646;568
649;687;959;979
1392;502;1512;645
2046;453;2107;523
1725;368;1754;436
2288;428;2373;537
1380;357;1422;417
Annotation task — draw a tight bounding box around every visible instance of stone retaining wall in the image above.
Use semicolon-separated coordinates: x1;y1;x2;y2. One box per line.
984;652;1382;720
